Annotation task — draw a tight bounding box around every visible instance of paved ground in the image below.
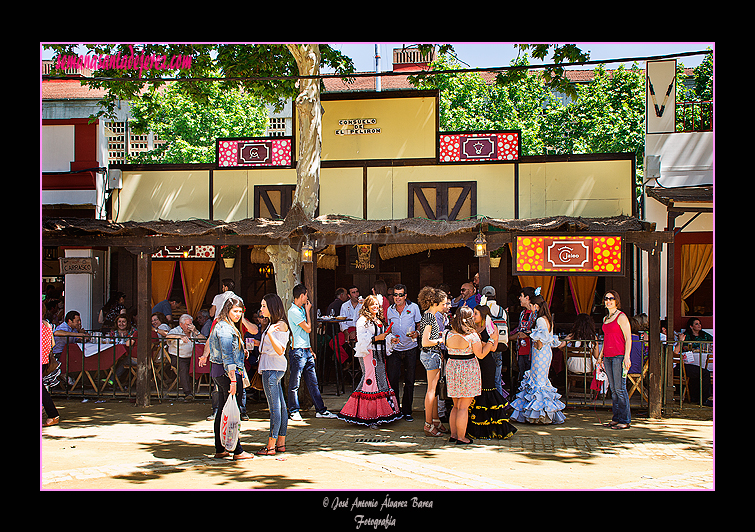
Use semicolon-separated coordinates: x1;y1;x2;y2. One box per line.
41;383;714;492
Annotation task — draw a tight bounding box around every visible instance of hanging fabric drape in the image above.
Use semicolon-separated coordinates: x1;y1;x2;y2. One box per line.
680;243;713;315
568;276;598;315
180;261;216;317
151;261;177;309
518;276;556;305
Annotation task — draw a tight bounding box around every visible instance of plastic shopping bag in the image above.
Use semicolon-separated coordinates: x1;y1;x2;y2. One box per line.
220;393;241;451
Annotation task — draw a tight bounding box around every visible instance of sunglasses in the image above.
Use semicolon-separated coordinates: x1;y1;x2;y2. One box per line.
394;293;406;297
604;296;615;301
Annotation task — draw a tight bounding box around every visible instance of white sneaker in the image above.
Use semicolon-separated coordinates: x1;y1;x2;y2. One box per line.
289;411;303;421
316;410;337;419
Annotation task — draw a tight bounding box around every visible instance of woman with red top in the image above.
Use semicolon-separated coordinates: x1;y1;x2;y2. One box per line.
42;303;60;427
597;290;633;429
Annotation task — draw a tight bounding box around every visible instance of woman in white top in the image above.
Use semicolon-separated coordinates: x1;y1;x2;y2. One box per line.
256;293;291;456
337;295;402;428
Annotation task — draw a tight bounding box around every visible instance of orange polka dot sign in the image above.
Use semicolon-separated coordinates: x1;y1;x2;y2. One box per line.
514;235;623;275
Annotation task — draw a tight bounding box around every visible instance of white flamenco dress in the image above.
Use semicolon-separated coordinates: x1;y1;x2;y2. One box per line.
510;316;566;424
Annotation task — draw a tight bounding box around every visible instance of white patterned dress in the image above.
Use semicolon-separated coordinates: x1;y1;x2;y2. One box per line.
510;317;565;424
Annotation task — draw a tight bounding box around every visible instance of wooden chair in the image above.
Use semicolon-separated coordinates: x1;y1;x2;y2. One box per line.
124;341;161;396
672;353;691;403
627;360;649;403
705;351;713;391
563;342;597;405
191;343;212;397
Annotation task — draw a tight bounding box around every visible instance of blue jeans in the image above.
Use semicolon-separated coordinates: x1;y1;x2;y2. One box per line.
491;351;503;396
262;370;288;438
603;355;631;424
288;348;327;414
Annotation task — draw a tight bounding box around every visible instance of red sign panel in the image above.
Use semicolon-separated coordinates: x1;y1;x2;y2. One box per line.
439;131;519;163
217;137;293;168
514;236;623;275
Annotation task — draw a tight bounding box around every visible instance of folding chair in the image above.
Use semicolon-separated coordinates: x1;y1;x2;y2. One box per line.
124;340;161;396
192;344;212;397
705;351;713;392
627;360;649;404
672;353;691;403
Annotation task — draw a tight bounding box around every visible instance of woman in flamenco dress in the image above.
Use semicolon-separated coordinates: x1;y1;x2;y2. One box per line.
466;305;517;440
337;295;403;428
510;291;566;424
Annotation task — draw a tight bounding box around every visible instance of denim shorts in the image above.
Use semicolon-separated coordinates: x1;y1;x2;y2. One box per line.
420;348;442;371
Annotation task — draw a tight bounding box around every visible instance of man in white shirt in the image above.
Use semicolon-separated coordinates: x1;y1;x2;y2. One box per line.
210;278;237;318
339;286;363;342
166;314;205;401
385;284;422;422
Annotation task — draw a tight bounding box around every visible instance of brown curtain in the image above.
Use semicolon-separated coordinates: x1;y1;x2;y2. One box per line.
568;276;598;315
518;276;556;305
151;261;177;309
680;244;713;315
180;261;216;317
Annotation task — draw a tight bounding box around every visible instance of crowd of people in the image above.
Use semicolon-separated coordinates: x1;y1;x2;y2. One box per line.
42;274;713;456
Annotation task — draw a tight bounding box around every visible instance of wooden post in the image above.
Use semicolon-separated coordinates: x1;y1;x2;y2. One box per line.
303;252;317;353
478;254;491;290
646;239;662;418
136;249;152;407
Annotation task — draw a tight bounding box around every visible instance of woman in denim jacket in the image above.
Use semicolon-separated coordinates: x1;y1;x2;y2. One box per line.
201;296;253;460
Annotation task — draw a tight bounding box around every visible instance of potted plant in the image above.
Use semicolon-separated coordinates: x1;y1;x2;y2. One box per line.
489;246;505;268
220;245;238;268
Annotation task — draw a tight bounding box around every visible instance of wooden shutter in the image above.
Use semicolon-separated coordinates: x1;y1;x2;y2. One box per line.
408;182;476;221
254;185;296;219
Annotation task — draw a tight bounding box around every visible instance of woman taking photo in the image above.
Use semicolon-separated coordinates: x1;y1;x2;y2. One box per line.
255;293;291;456
337;295;402;428
510;293;565;425
417;286;449;437
201;296;254;460
468;305;517;440
597;290;632;429
444;306;484;445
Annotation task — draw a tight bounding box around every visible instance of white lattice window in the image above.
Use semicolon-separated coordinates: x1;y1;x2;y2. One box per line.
106;121;127;164
268;117;286;137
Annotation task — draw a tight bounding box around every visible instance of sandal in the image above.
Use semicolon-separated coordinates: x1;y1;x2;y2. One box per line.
214;451;230;459
255;447;276;456
433;419;449;433
43;416;60;427
610;423;630;430
233;451;254;461
424;422;442;437
275;445;286;453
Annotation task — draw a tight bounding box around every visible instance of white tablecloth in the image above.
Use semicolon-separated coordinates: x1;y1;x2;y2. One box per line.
682;350;713;372
82;341;118;357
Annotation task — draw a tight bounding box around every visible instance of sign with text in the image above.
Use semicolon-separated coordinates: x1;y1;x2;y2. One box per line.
336;118;381;136
349;244;377;272
59;257;94;275
217;137;293;168
514;235;623;275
